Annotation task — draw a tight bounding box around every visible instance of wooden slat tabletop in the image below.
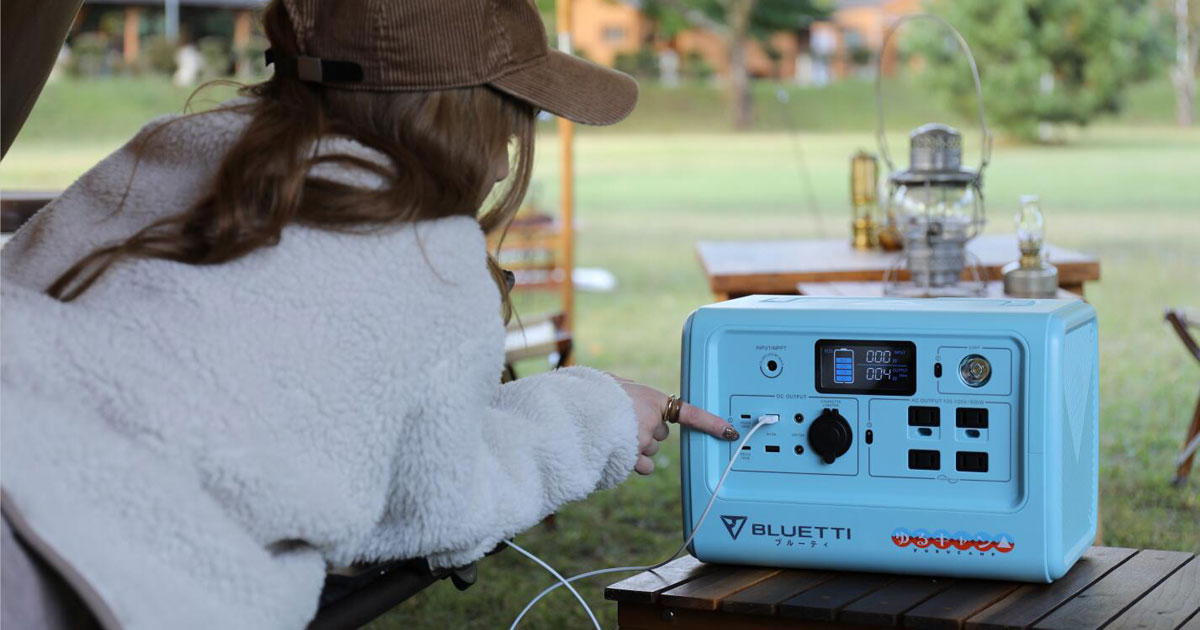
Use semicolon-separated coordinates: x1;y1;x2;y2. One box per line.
696;235;1100;299
606;548;1199;630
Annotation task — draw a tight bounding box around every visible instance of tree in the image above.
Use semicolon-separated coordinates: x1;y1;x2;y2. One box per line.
906;0;1167;141
643;0;829;128
1170;0;1199;125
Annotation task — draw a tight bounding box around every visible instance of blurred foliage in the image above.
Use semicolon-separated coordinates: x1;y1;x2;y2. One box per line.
641;0;831;40
234;34;271;81
614;48;661;78
908;0;1172;141
849;45;872;67
683;50;715;80
97;10;125;39
67;32;112;78
197;36;232;81
142;35;179;76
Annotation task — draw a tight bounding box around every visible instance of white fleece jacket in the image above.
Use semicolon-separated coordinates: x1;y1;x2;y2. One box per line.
0;103;639;630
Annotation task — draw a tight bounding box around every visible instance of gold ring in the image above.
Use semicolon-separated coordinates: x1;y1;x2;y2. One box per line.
662;395;683;424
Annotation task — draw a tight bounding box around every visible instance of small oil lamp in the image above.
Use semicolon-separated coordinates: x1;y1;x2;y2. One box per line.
1002;195;1059;298
874;14;993;297
849;151;879;250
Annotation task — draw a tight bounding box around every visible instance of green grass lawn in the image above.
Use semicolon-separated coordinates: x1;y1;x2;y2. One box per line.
3;76;1198;629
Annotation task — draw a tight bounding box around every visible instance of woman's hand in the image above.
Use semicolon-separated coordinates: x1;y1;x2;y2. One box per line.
612;376;739;475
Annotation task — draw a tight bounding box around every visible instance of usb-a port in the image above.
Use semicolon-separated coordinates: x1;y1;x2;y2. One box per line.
764;445;780;453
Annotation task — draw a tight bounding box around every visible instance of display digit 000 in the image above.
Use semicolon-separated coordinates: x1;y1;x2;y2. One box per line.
815;339;917;395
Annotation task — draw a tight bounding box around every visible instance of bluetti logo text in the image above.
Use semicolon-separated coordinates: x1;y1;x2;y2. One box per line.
717;515;852;542
720;515;748;540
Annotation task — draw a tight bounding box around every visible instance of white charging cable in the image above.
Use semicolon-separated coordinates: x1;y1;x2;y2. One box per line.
506;413;779;630
503;539;601;630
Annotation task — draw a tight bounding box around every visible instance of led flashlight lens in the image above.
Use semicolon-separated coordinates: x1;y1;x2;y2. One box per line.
959;355;992;388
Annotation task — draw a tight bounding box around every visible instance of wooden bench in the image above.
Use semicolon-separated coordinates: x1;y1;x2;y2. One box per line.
606;549;1199;630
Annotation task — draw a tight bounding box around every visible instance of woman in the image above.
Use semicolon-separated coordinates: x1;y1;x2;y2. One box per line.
0;0;737;628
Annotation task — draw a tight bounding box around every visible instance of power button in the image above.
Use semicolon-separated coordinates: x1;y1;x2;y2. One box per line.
959;354;992;388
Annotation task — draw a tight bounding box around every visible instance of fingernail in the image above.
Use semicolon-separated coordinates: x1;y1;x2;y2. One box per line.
723;426;739;441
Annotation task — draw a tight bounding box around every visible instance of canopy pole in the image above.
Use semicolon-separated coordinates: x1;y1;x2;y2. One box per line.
555;0;576;349
165;0;180;44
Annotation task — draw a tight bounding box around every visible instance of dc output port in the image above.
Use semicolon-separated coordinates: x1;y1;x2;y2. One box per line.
760;353;783;378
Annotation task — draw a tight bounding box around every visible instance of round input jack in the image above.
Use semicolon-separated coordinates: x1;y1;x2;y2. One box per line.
959;354;992;388
760;353;783;378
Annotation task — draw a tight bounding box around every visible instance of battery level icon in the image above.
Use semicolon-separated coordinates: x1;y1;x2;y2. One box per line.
834;348;854;383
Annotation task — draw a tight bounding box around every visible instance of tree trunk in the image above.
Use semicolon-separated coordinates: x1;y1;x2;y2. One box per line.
725;0;756;129
1173;0;1196;126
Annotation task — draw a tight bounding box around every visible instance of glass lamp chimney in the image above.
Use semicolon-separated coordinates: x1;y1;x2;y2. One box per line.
1016;195;1045;268
1003;194;1059;298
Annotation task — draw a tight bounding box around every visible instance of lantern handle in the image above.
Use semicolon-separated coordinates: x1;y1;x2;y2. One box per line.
874;13;992;177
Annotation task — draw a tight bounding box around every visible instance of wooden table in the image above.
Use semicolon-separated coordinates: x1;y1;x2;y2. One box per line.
696;235;1100;301
796;281;1081;300
607;549;1199;630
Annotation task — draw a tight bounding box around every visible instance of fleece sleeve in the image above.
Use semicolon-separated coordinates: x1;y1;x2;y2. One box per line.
356;357;640;570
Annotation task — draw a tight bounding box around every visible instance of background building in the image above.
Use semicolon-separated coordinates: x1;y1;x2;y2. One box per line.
77;0;262;65
569;0;920;84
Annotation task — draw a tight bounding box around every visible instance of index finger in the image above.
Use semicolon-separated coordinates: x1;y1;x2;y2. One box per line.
677;402;739;441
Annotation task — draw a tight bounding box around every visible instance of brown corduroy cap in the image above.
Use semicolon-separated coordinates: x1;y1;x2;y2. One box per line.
273;0;638;126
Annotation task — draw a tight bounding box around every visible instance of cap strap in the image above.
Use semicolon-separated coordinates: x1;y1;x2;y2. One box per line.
265;49;364;84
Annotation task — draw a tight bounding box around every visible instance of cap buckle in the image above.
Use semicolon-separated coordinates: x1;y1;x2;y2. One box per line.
296;56;324;83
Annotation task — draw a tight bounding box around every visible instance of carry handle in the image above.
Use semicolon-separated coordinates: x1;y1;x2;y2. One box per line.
874;14;992;176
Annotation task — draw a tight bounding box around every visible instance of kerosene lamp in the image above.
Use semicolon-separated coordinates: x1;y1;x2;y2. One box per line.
874;15;994;297
1002;195;1059;297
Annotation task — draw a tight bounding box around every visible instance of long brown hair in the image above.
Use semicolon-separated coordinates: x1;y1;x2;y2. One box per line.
48;0;533;321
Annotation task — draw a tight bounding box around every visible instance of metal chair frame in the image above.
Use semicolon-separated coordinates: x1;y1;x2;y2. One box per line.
1164;308;1200;485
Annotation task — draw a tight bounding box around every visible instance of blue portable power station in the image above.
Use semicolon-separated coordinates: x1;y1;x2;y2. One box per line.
679;296;1099;582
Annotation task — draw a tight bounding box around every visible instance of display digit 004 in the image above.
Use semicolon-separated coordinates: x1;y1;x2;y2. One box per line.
816;339;916;396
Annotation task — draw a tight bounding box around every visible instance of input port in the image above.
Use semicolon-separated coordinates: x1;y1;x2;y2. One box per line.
764;445;781;453
760;353;783;378
794;445;805;455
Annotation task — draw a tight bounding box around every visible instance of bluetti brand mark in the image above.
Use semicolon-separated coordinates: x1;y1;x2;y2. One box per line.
719;515;748;540
751;524;852;540
719;515;851;542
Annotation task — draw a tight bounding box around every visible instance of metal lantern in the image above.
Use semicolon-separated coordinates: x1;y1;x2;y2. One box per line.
875;15;994;297
849;150;879;250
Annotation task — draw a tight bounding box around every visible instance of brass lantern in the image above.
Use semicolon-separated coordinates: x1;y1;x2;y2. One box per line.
849;151;879;250
874;14;994;297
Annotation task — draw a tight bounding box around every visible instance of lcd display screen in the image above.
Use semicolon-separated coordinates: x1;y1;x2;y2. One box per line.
815;339;917;395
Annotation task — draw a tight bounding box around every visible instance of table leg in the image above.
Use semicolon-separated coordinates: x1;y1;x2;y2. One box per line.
1061;283;1086;297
